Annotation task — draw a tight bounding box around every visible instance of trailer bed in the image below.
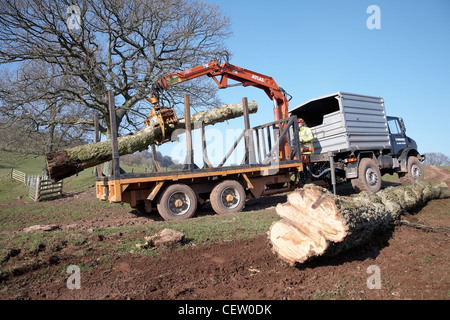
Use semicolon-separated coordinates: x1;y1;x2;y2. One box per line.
96;161;302;207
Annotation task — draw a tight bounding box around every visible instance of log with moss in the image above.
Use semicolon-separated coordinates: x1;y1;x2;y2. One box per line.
268;180;449;266
46;100;258;181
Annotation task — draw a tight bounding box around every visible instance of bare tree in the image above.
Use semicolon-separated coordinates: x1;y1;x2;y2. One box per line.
423;153;450;166
0;61;92;153
0;0;232;139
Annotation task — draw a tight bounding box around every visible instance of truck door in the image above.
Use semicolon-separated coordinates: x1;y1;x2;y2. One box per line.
387;116;407;155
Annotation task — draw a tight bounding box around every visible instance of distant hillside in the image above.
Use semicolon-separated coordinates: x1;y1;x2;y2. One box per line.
0;150;46;176
0;149;176;176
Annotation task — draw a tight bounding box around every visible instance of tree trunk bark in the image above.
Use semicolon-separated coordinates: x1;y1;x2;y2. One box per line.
46;100;258;181
268;180;449;266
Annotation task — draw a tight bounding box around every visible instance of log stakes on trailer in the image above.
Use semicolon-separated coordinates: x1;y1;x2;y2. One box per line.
183;94;195;171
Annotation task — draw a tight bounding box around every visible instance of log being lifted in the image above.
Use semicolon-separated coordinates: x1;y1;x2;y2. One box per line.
46;100;258;181
269;180;449;266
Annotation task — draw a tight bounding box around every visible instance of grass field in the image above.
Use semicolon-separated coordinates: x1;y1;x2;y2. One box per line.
0;151;46;176
0;150;279;263
1;150;447;262
1;150;449;300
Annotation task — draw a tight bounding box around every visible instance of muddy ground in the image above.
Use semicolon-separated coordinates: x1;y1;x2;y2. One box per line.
0;166;449;302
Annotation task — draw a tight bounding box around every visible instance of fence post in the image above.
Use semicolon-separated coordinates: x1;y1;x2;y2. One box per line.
34;176;41;202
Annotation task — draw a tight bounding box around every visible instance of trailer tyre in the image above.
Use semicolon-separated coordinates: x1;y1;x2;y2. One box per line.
210;180;246;215
157;184;197;220
351;158;382;193
399;156;424;184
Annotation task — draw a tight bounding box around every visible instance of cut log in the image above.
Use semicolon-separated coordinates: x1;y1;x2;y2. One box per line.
269;180;449;266
46;100;258;181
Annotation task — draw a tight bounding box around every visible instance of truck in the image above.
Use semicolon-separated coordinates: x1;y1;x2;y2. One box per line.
289;91;425;193
62;58;424;220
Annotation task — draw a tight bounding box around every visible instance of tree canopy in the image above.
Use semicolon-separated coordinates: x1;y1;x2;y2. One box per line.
0;0;232;139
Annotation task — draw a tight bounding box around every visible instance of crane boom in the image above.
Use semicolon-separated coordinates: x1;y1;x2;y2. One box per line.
145;59;292;157
153;59;291;122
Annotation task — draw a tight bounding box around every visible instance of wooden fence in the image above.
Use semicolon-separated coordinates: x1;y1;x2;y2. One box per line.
11;168;27;184
11;169;63;202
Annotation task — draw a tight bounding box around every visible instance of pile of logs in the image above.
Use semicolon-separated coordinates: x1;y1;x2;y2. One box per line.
268;180;449;265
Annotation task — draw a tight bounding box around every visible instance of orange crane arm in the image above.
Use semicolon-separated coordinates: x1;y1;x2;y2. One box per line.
154;59;291;121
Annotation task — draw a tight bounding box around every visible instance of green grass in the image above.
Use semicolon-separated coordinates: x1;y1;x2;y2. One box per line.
0;150;279;265
62;163;164;193
382;172;399;183
0;198;278;264
0;177;31;204
2;149;447;270
167;209;278;242
0;150;46;176
0;149;172;195
106;208;279;256
0;193;126;232
63;168;98;193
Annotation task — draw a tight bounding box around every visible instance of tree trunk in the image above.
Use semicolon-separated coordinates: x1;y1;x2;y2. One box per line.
46;100;258;181
268;180;449;266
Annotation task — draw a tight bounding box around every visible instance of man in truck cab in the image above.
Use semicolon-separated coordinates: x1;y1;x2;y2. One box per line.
298;118;314;155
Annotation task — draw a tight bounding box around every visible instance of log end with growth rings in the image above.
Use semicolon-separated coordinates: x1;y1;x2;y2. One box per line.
268;180;449;266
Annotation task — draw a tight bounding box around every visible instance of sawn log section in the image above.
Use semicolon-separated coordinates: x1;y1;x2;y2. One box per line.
46;100;258;181
269;180;449;265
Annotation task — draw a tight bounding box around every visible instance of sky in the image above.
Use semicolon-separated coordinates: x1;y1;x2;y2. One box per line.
155;0;450;164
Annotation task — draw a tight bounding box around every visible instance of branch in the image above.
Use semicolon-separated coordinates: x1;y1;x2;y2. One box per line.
396;218;450;234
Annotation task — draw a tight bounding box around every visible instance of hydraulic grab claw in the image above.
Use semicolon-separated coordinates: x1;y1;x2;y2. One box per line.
144;95;178;143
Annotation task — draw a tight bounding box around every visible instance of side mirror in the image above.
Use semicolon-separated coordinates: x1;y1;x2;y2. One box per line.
399;118;406;134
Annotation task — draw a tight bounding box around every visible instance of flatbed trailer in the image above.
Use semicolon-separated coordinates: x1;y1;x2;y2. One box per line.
95;96;305;220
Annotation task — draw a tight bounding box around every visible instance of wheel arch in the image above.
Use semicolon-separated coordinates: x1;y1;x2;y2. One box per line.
352;151;376;179
398;148;422;172
350;156;382;193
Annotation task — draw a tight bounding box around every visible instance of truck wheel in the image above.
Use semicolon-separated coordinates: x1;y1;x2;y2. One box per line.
210;180;246;215
157;184;197;220
351;158;382;193
399;156;424;184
